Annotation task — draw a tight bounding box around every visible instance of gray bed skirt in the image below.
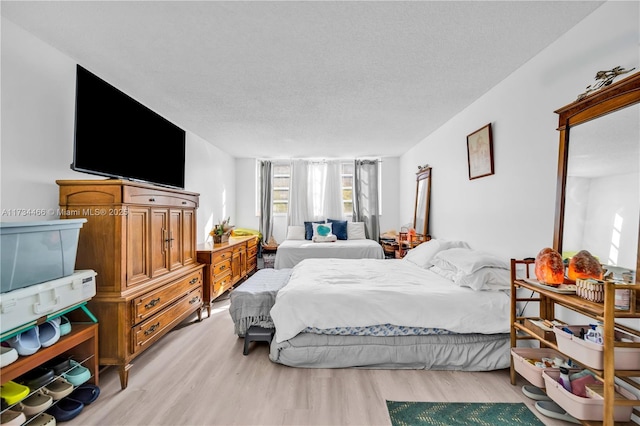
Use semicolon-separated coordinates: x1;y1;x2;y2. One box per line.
269;332;510;371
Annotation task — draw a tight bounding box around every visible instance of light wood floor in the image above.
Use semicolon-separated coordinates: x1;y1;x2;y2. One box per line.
67;294;565;426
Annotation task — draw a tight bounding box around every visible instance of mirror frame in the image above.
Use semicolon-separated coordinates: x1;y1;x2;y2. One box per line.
413;166;432;236
553;70;640;285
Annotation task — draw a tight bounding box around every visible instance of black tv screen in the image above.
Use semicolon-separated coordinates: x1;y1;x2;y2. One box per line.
72;65;186;189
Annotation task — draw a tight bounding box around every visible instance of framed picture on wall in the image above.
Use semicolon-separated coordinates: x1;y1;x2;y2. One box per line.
466;123;494;180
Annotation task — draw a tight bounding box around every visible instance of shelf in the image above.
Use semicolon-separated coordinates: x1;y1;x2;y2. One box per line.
509;259;640;426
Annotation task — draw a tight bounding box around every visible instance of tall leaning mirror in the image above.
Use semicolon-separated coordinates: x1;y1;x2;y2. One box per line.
553;69;640;285
414;165;431;237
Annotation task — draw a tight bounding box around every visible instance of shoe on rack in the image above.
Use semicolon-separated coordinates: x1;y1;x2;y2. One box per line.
38;320;60;348
521;385;552;401
68;384;100;405
46;397;84;422
0;410;26;426
42;378;74;401
62;361;90;386
0;381;30;406
27;412;56;426
42;356;72;376
0;346;18;368
6;327;40;356
17;391;53;416
18;366;55;390
59;316;71;336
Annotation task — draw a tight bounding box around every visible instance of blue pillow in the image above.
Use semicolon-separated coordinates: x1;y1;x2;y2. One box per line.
328;219;348;240
304;221;325;240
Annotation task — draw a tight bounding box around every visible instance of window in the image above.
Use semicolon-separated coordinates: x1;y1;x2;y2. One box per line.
341;162;353;217
272;163;291;215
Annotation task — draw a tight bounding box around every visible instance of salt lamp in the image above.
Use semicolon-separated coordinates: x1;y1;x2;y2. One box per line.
535;248;564;286
568;250;603;281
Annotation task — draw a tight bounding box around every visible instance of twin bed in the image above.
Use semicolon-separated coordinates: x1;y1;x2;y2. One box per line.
231;238;512;371
273;239;384;269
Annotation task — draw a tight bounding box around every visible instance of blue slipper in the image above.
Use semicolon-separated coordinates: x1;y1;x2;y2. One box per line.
46;397;84;422
68;384;100;405
7;327;40;356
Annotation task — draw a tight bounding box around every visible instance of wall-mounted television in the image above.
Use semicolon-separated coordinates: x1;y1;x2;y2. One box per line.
72;65;186;189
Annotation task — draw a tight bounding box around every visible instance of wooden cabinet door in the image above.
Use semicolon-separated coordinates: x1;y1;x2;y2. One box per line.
150;209;170;278
182;209;196;266
231;250;242;284
126;207;150;287
168;209;183;271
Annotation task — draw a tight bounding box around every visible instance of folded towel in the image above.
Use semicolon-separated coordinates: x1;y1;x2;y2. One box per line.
312;234;337;243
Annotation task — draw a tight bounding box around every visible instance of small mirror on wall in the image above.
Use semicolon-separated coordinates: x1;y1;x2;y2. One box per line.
413;165;431;236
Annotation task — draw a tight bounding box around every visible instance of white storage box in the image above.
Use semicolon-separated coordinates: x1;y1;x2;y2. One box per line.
0;269;96;334
511;347;569;388
554;325;640;370
542;369;636;421
1;219;87;293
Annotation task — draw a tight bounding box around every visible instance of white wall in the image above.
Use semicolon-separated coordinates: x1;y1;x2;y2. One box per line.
233;156;400;244
1;18;235;244
399;1;639;261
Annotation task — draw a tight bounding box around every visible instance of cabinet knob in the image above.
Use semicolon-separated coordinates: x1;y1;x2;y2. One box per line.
149;198;156;202
144;298;161;309
189;277;198;285
144;322;161;335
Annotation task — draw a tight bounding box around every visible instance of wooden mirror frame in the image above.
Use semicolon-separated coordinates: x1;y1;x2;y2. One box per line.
413;166;432;237
553;70;640;285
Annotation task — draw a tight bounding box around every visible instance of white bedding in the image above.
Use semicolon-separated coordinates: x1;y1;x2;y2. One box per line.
273;239;384;269
270;258;510;343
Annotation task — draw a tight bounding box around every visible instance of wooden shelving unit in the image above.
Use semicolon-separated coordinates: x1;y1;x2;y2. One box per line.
509;259;640;426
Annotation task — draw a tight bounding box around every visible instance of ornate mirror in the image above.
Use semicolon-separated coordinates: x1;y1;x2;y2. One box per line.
553;70;640;284
413;165;431;236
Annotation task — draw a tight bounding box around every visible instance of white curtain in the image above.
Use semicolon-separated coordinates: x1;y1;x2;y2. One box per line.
353;159;380;241
288;159;343;226
259;160;273;244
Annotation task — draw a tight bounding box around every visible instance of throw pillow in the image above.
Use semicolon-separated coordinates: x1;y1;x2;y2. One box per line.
347;221;366;240
312;222;333;238
304;220;325;240
327;219;348;240
286;226;305;240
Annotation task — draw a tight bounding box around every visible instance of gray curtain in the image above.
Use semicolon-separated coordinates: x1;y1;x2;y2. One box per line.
352;159;380;241
259;160;273;245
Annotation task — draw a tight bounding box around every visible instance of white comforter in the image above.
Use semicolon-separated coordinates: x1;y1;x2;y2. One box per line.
274;239;384;269
270;258;510;343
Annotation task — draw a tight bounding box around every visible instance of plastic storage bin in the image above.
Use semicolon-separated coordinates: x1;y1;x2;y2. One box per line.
1;219;87;292
554;325;640;370
0;270;96;334
542;369;636;421
511;347;569;388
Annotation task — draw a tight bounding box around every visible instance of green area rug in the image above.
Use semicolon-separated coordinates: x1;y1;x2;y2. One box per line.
386;401;544;426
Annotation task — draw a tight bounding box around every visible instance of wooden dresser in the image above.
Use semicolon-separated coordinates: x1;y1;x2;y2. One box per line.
57;179;204;389
197;236;259;315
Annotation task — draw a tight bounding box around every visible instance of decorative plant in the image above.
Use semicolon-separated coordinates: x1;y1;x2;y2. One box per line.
210;217;233;237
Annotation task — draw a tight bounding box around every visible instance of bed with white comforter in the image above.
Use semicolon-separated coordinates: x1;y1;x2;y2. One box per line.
269;239;512;371
274;239;384;269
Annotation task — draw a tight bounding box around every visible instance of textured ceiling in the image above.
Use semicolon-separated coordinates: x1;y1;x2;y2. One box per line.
1;1;604;158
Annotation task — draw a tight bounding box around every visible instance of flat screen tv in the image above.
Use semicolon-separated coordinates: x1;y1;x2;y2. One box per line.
72;65;186;189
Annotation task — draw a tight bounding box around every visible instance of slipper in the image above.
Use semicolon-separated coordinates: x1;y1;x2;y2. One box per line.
42;377;74;401
521;385;552;401
28;412;57;426
38;320;60;348
18;366;54;390
0;346;18;368
535;400;581;424
62;360;90;386
17;391;53;416
46;397;84;422
42;356;72;376
6;327;40;356
59;316;72;336
0;410;26;426
0;381;30;406
68;384;100;405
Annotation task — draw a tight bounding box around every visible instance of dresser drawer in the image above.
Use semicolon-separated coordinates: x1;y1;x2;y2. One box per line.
132;269;203;325
213;259;231;276
247;237;258;248
132;287;202;353
123;186;198;208
213;271;232;295
212;250;232;265
232;245;245;254
247;244;258;258
247;258;257;273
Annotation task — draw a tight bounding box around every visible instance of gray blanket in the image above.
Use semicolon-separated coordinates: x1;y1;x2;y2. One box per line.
229;268;292;336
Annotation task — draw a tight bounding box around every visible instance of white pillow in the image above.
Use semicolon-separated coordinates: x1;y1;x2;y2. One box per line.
286;225;305;240
431;247;509;275
403;239;470;269
456;267;511;291
312;222;333;238
428;264;458;282
347;222;366;240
